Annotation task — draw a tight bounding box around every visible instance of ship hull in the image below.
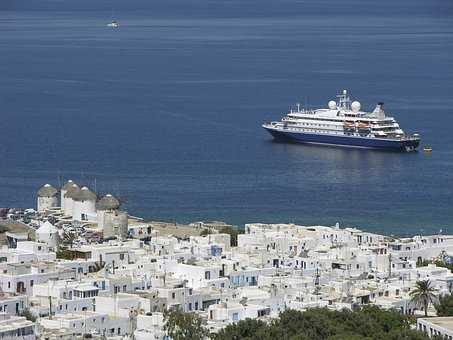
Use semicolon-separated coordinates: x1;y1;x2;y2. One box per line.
263;126;420;151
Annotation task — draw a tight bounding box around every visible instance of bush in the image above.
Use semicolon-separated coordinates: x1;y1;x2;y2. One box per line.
435;293;453;316
213;306;429;340
20;309;36;322
219;226;243;247
164;309;208;340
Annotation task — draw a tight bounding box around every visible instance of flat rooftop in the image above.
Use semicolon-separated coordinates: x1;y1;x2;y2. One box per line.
421;317;453;331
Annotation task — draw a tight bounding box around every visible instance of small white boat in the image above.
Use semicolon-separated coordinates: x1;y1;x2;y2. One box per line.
107;20;119;28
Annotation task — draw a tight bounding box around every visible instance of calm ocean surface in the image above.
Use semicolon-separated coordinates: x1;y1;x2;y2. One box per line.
1;0;452;235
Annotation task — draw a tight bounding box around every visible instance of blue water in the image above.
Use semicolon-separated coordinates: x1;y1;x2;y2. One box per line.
1;0;453;236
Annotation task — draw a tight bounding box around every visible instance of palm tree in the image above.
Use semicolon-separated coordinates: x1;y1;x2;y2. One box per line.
410;279;437;317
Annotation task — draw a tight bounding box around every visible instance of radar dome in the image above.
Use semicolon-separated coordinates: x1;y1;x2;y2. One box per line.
351;101;361;112
328;100;337;110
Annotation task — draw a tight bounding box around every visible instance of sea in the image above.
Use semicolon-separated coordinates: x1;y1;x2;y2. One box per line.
0;0;452;236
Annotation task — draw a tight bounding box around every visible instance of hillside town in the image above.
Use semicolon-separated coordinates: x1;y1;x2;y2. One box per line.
1;181;453;339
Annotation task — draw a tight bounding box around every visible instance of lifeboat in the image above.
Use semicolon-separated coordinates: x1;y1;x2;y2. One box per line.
343;121;356;129
357;122;371;130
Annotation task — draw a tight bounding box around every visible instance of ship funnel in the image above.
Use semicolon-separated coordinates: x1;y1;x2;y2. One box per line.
373;102;385;118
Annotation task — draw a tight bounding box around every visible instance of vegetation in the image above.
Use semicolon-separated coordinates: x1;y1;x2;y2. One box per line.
435;293;453;316
200;228;213;236
219;226;243;247
213;306;429;340
163;306;431;340
416;257;453;272
416;258;431;267
20;309;36;322
438;262;453;272
410;280;437;317
56;248;76;260
163;309;208;340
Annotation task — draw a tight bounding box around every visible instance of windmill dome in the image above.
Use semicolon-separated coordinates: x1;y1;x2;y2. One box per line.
64;183;80;198
72;187;96;202
97;194;120;211
62;179;76;191
38;184;58;197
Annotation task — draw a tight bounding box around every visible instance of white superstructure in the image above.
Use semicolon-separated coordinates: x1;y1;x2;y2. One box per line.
279;90;404;138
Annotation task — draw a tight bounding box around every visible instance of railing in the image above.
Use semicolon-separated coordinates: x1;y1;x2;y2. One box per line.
265;123;422;141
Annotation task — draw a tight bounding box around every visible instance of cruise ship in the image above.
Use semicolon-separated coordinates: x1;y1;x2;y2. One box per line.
262;90;420;151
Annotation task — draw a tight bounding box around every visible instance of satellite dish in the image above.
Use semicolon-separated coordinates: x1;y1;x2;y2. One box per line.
351;101;361;112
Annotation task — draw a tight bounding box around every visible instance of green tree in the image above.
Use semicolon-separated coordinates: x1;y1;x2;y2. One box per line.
19;309;36;322
56;248;75;260
163;309;208;340
200;228;213;236
434;293;453;316
215;318;268;340
213;307;429;340
410;280;437;317
219;226;243;247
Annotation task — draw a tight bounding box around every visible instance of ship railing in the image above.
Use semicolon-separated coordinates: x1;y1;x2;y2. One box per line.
405;134;420;141
392;134;420;141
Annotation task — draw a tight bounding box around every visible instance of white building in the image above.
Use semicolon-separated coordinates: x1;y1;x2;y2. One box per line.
39;311;129;338
37;184;58;212
63;183;80;217
72;187;97;222
417;317;453;339
0;241;55;264
0;293;28;316
0;314;35;340
134;313;165;340
60;179;75;212
97;194;128;239
35;221;59;249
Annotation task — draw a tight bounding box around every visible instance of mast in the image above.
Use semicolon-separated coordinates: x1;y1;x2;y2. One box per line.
337;89;351;111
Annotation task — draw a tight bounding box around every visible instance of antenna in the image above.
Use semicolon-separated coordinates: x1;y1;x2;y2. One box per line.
337;89;351;110
57;171;62;189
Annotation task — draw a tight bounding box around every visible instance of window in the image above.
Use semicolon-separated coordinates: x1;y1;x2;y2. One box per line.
172;292;176;299
205;271;210;280
120;254;125;260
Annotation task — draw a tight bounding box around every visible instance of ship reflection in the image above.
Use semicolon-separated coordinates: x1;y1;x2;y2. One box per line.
268;139;418;184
